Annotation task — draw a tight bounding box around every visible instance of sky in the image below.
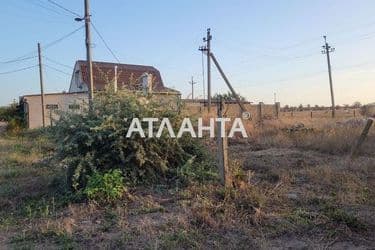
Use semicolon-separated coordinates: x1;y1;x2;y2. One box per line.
1;0;375;106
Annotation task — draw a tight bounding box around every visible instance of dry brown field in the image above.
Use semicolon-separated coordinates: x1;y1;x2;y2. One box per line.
0;114;374;249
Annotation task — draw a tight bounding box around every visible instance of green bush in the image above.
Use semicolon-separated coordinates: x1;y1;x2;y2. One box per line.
52;88;216;192
85;169;126;203
6;118;24;135
174;137;218;184
0;102;26;134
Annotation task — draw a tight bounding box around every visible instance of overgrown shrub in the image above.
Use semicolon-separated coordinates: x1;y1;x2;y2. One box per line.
84;169;126;204
52;88;216;192
0;102;25;134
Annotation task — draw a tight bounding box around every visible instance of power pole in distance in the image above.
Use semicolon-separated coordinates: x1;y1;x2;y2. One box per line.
322;35;336;118
201;50;206;102
37;43;46;127
189;76;197;100
199;28;212;112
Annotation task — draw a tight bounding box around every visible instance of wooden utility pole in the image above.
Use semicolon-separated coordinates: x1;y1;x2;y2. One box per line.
84;0;94;107
217;96;231;187
188;76;197;100
37;43;46;128
199;28;212;111
206;29;212;111
322;36;336;118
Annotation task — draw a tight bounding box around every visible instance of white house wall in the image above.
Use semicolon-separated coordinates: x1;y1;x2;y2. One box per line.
69;63;88;93
24;93;88;129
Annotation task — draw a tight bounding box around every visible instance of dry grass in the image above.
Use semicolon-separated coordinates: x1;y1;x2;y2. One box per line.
249;117;375;155
0;117;374;249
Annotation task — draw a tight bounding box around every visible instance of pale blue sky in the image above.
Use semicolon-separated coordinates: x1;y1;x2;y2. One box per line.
1;0;375;106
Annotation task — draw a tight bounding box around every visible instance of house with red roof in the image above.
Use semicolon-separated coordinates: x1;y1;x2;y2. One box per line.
69;60;179;94
20;60;180;128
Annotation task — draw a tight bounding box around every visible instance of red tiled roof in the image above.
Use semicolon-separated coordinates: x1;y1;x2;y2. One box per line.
77;60;177;93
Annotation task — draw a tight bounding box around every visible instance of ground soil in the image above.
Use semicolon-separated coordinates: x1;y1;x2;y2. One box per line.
0;123;374;249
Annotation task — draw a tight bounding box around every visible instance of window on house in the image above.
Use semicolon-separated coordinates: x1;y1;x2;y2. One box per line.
46;104;58;110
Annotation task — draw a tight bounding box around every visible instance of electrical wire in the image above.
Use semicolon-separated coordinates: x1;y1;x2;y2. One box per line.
1;26;84;65
239;60;375;88
265;37;321;51
43;25;85;49
2;51;38;65
43;56;73;69
27;0;71;17
264;20;375;51
43;1;121;64
44;64;71;75
46;0;81;17
91;22;121;63
1;56;37;64
0;65;38;75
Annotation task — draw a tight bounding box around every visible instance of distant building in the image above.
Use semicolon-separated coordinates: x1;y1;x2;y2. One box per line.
20;92;87;129
69;60;179;94
20;60;180;128
361;103;375;117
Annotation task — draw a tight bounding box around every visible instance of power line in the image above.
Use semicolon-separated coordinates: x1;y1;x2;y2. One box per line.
223;27;375;79
43;25;85;49
44;64;71;75
2;51;38;65
27;0;71;17
327;20;375;38
0;65;38;75
268;37;321;50
91;22;121;63
1;25;84;64
1;56;37;64
46;0;81;17
239;60;375;88
43;56;73;69
263;20;375;51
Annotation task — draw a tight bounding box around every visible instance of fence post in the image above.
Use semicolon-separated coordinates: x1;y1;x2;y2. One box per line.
310;111;313;119
176;95;182;114
350;118;374;158
275;102;280;119
217;97;231;187
258;102;263;126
